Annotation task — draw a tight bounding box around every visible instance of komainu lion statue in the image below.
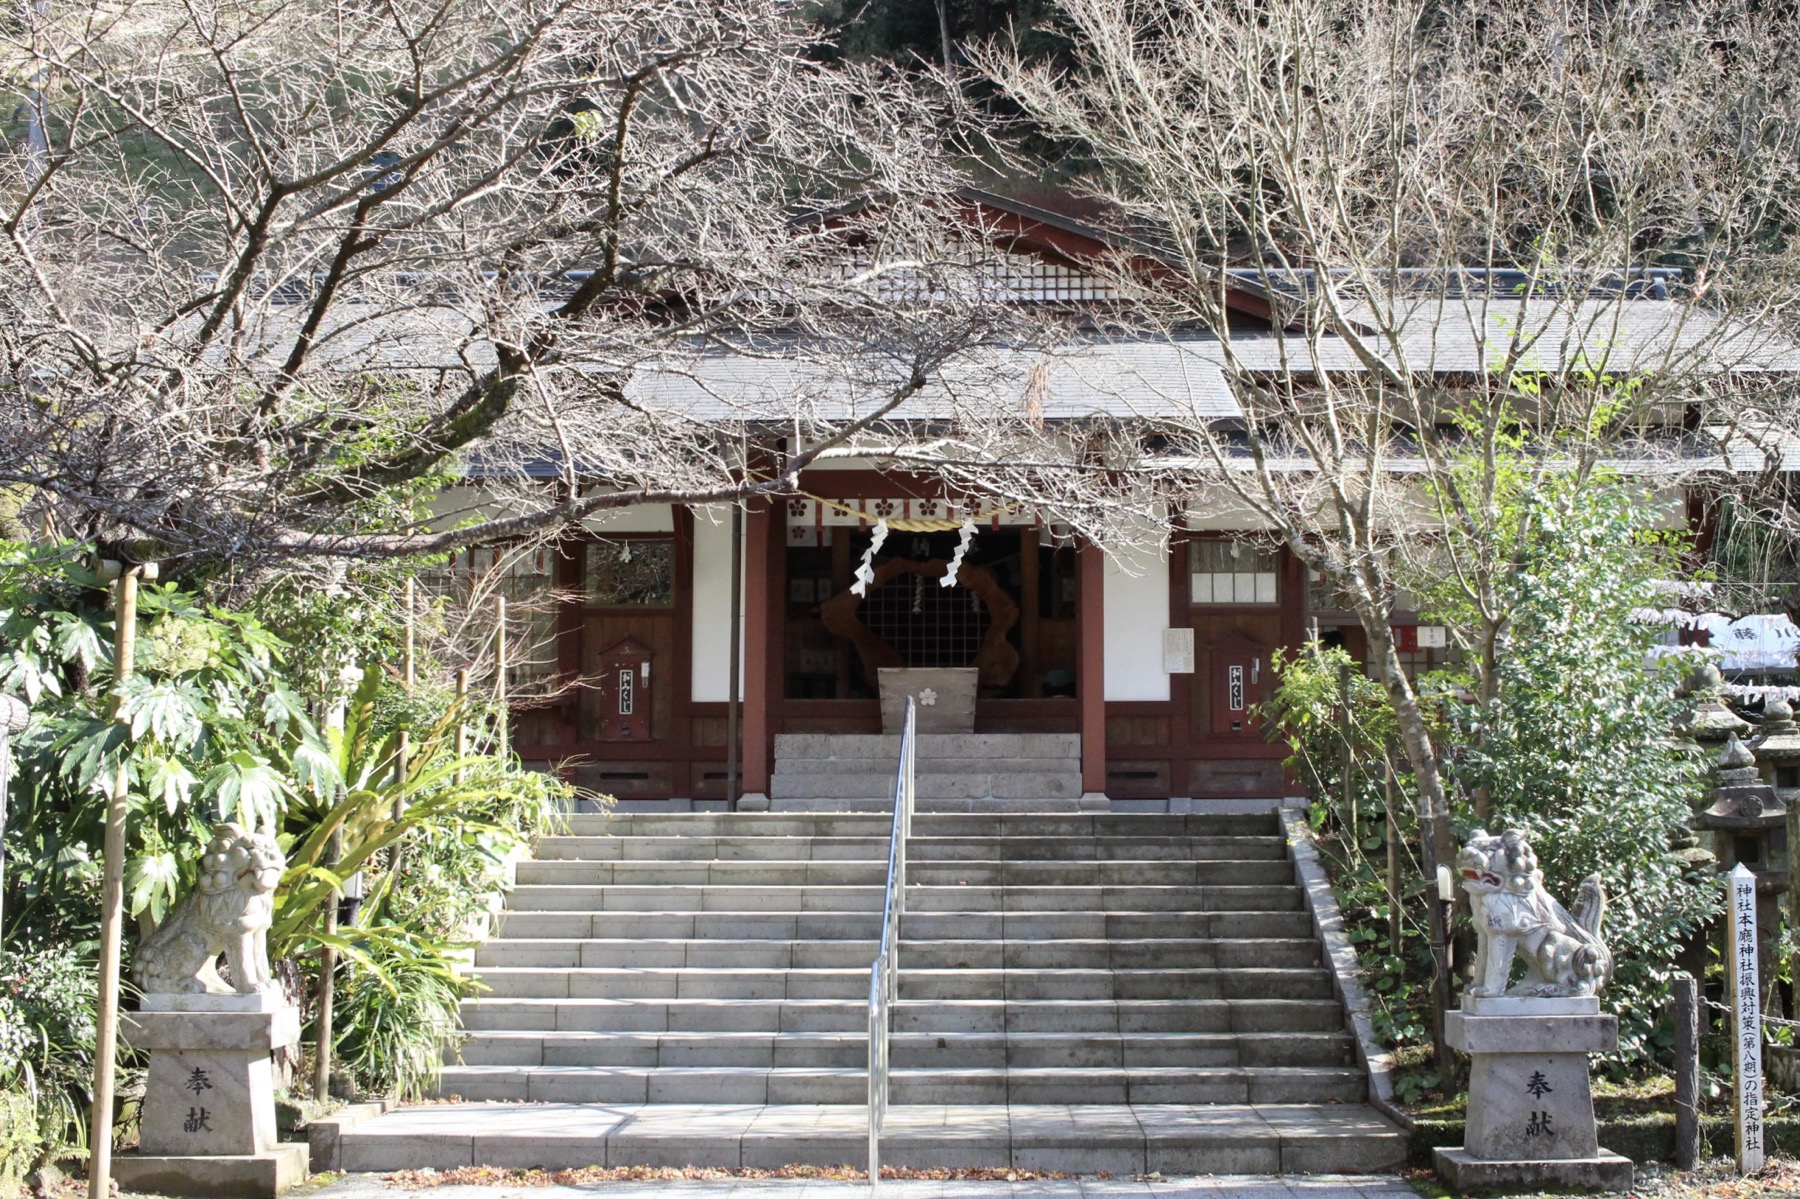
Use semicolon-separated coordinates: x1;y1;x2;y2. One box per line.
135;823;286;995
1456;828;1612;999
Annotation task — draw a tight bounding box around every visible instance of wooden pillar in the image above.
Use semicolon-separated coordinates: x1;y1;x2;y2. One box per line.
1019;527;1041;697
1079;540;1106;797
740;499;773;800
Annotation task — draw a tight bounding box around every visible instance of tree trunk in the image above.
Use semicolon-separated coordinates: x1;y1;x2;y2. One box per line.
1359;605;1458;1077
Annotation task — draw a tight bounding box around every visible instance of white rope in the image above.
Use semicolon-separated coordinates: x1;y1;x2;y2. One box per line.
940;517;976;588
851;517;889;597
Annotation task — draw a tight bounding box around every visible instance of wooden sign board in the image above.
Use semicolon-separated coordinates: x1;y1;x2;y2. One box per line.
1727;864;1764;1174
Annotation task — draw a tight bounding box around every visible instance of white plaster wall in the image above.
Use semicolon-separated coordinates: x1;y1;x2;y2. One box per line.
582;505;674;533
428;488;676;532
1103;547;1172;702
691;506;744;701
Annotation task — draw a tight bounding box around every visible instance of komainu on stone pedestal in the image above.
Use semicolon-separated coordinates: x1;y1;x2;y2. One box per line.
1456;828;1612;999
1435;828;1631;1194
135;823;286;996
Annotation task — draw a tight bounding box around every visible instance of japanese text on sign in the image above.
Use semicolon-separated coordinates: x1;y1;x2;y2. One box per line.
1728;864;1763;1174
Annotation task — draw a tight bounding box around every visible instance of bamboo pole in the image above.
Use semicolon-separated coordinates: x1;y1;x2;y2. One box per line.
1337;664;1355;834
395;576;415;818
89;560;151;1199
403;576;416;689
454;668;470;785
1385;763;1402;952
0;694;29;935
495;594;509;758
312;825;342;1101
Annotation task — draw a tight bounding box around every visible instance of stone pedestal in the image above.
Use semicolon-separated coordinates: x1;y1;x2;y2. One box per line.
116;992;308;1198
1432;998;1633;1193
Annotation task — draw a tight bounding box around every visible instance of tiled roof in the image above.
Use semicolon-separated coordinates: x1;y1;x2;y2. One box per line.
616;338;1240;422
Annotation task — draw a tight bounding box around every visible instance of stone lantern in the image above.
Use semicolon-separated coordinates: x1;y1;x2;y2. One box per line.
1701;734;1789;1016
1668;666;1732;875
1751;696;1800;804
1676;663;1752;749
1751;697;1800;987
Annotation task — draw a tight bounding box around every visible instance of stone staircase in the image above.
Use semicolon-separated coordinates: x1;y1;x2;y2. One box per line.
322;810;1407;1173
770;734;1085;808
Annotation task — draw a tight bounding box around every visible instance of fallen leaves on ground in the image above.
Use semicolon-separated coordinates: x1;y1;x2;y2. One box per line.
383;1165;1074;1187
1404;1157;1800;1199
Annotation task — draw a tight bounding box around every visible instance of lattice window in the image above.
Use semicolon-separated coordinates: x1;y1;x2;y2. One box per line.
1189;540;1278;605
585;539;673;607
860;570;991;669
416;544;561;685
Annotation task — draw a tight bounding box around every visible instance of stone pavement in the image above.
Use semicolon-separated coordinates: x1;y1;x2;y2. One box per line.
308;1174;1420;1199
325;1104;1406;1175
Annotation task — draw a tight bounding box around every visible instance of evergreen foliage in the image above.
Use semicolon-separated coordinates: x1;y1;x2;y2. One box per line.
1267;474;1719;1073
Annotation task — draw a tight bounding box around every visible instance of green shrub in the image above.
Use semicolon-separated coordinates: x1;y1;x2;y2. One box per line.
1;1088;37;1197
1441;481;1716;1065
330;940;469;1101
0;943;97;1177
1266;476;1718;1075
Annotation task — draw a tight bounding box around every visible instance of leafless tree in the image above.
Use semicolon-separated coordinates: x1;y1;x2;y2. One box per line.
974;0;1800;875
0;0;1033;582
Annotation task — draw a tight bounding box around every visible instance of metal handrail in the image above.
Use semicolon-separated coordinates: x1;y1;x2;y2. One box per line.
867;697;916;1190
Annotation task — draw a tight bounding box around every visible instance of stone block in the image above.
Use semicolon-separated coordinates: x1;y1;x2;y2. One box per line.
1433;1146;1634;1193
1462;994;1600;1017
610;1133;744;1168
1463;1048;1602;1159
989;773;1084;800
884;1134;1010;1168
305;1100;387;1172
740;1132;865;1169
771;733;836;759
139;1045;280;1157
1013;1141;1147;1174
1447;1011;1620;1055
340;1130;476;1172
469;1133;607;1169
139;992;289;1014
111;1144;308;1199
123;1008;301;1053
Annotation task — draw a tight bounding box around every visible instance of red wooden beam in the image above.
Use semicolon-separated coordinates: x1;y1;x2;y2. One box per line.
1079;541;1107;797
740;499;773;799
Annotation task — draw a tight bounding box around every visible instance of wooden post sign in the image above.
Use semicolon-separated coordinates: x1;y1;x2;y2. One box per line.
1727;863;1764;1173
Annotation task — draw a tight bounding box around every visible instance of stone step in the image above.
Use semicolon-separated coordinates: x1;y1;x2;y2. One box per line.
329;1101;1409;1174
513;858;1294;888
766;778;1083;803
767;795;1088;811
452;1029;1357;1070
458;998;1349;1035
774;733;1082;759
432;1064;1367;1106
775;756;1082;775
530;833;1288;862
472;966;1337;1002
560;812;1281;838
909;861;1295;887
475;937;1322;971
914;836;1290;862
491;909;1319;941
505;883;1304;914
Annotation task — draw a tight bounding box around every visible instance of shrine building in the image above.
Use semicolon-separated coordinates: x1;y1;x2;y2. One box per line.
441;191;1785;810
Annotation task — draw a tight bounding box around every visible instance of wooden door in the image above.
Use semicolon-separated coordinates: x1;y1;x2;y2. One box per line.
576;536;678;744
1206;632;1270;738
